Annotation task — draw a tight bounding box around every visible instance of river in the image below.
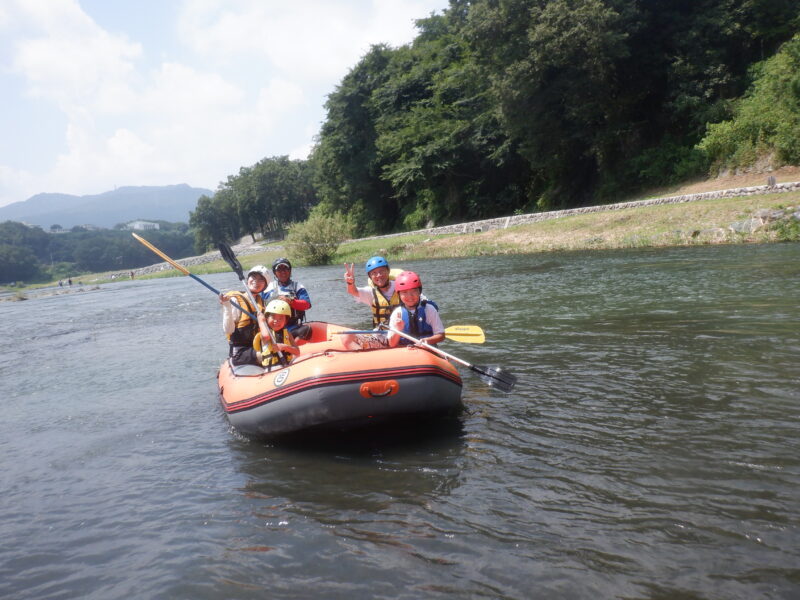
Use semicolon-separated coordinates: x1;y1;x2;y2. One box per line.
1;243;798;599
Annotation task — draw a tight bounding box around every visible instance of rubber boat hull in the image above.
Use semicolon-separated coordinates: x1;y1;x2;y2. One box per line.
217;322;463;437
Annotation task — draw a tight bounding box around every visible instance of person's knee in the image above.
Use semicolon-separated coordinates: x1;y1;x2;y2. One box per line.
293;324;312;340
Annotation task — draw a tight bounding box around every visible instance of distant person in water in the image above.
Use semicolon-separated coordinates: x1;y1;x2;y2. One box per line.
219;265;270;366
387;271;445;348
262;258;312;340
344;256;401;330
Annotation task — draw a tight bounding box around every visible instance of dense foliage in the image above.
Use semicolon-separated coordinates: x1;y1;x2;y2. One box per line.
310;0;800;233
699;34;800;170
190;156;317;252
285;208;354;266
0;220;194;283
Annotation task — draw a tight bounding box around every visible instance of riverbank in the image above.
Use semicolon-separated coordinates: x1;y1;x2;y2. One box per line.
4;171;799;300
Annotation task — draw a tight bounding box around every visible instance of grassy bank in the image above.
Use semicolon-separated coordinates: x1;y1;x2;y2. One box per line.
336;191;800;262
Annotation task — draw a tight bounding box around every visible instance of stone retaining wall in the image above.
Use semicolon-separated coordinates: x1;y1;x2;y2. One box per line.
360;180;800;240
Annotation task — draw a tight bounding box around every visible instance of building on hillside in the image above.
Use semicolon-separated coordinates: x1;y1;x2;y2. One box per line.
126;220;160;231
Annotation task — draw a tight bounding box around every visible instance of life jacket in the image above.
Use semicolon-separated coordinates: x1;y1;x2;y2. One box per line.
264;280;306;327
367;267;402;328
226;291;265;349
371;286;401;328
398;299;439;346
255;328;294;368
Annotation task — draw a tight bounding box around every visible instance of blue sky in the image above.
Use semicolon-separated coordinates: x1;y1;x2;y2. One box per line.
0;0;450;207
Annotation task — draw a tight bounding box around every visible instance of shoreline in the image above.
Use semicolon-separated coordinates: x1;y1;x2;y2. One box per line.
4;177;799;299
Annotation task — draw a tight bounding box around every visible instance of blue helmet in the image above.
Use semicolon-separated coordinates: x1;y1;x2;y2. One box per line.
365;256;389;274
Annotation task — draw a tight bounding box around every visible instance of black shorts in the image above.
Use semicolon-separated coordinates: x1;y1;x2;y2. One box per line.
230;346;260;367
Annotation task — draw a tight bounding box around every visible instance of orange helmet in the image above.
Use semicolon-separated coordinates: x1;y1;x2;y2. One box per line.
395;270;421;291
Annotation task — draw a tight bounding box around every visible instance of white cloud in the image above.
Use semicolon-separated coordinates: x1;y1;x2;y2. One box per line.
177;0;446;81
10;0;141;115
0;0;450;207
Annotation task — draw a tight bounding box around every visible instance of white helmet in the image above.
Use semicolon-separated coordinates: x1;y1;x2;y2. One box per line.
247;265;269;280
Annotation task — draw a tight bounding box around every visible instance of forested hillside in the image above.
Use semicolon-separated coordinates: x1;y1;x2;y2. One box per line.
0;221;194;283
193;0;800;247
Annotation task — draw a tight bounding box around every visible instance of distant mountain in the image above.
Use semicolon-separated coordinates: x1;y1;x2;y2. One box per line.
0;184;213;229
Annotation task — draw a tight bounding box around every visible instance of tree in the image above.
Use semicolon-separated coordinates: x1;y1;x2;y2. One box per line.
285;209;353;265
699;33;800;169
0;243;40;282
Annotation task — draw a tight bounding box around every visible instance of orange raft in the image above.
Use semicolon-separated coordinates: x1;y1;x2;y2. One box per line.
217;322;463;437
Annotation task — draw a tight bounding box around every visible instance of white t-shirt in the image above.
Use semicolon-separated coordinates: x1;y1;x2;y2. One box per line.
352;281;396;306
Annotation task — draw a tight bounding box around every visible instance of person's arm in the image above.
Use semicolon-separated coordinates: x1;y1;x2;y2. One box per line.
289;285;311;311
344;263;360;299
276;330;300;356
220;293;235;335
256;312;271;340
421;304;445;346
387;308;404;348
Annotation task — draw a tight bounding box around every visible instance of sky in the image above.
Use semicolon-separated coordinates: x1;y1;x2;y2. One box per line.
0;0;451;208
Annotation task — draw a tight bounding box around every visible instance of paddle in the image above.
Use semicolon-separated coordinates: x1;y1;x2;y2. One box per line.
387;326;517;392
132;233;256;319
218;242;287;367
333;325;486;344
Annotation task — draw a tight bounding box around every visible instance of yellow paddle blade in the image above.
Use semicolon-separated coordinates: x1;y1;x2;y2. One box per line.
444;325;485;344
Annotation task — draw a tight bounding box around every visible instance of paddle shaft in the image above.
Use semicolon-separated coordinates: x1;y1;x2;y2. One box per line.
388;327;473;369
387;326;516;392
132;233;257;320
334;325;484;344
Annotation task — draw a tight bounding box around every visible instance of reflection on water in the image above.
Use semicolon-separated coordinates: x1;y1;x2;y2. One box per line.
1;244;799;599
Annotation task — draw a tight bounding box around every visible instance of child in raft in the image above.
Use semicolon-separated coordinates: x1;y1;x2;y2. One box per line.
255;299;300;368
386;271;445;348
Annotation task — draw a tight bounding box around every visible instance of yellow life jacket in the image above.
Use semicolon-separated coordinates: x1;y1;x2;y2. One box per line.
368;268;403;328
226;291;265;346
253;328;294;368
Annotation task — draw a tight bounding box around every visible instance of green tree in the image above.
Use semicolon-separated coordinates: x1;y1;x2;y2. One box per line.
189;194;235;252
0;243;40;282
285;208;354;265
699;34;800;169
312;44;397;235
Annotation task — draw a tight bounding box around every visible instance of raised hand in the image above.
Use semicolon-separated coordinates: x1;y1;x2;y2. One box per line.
344;263;355;285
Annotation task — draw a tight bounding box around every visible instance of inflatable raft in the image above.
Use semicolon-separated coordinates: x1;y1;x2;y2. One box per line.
217;322;463;437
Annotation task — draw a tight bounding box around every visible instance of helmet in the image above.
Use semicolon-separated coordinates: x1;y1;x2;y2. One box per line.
272;257;292;273
365;256;389;274
247;265;269;280
395;270;421;291
265;299;292;316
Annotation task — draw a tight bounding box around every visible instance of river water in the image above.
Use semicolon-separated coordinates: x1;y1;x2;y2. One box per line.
1;243;798;599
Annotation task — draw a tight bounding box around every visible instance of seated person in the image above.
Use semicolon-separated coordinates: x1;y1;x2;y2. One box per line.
263;257;312;340
344;256;400;330
255;299;301;368
386;271;445;348
219;265;269;366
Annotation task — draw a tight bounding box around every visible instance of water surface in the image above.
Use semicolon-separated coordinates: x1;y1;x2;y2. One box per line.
1;243;798;599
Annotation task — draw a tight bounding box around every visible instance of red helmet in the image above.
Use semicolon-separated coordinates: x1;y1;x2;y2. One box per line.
395;270;421;291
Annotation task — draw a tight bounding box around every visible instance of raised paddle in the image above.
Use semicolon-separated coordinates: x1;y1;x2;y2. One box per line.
132;233;256;319
333;325;486;344
218;242;287;367
387;326;517;392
